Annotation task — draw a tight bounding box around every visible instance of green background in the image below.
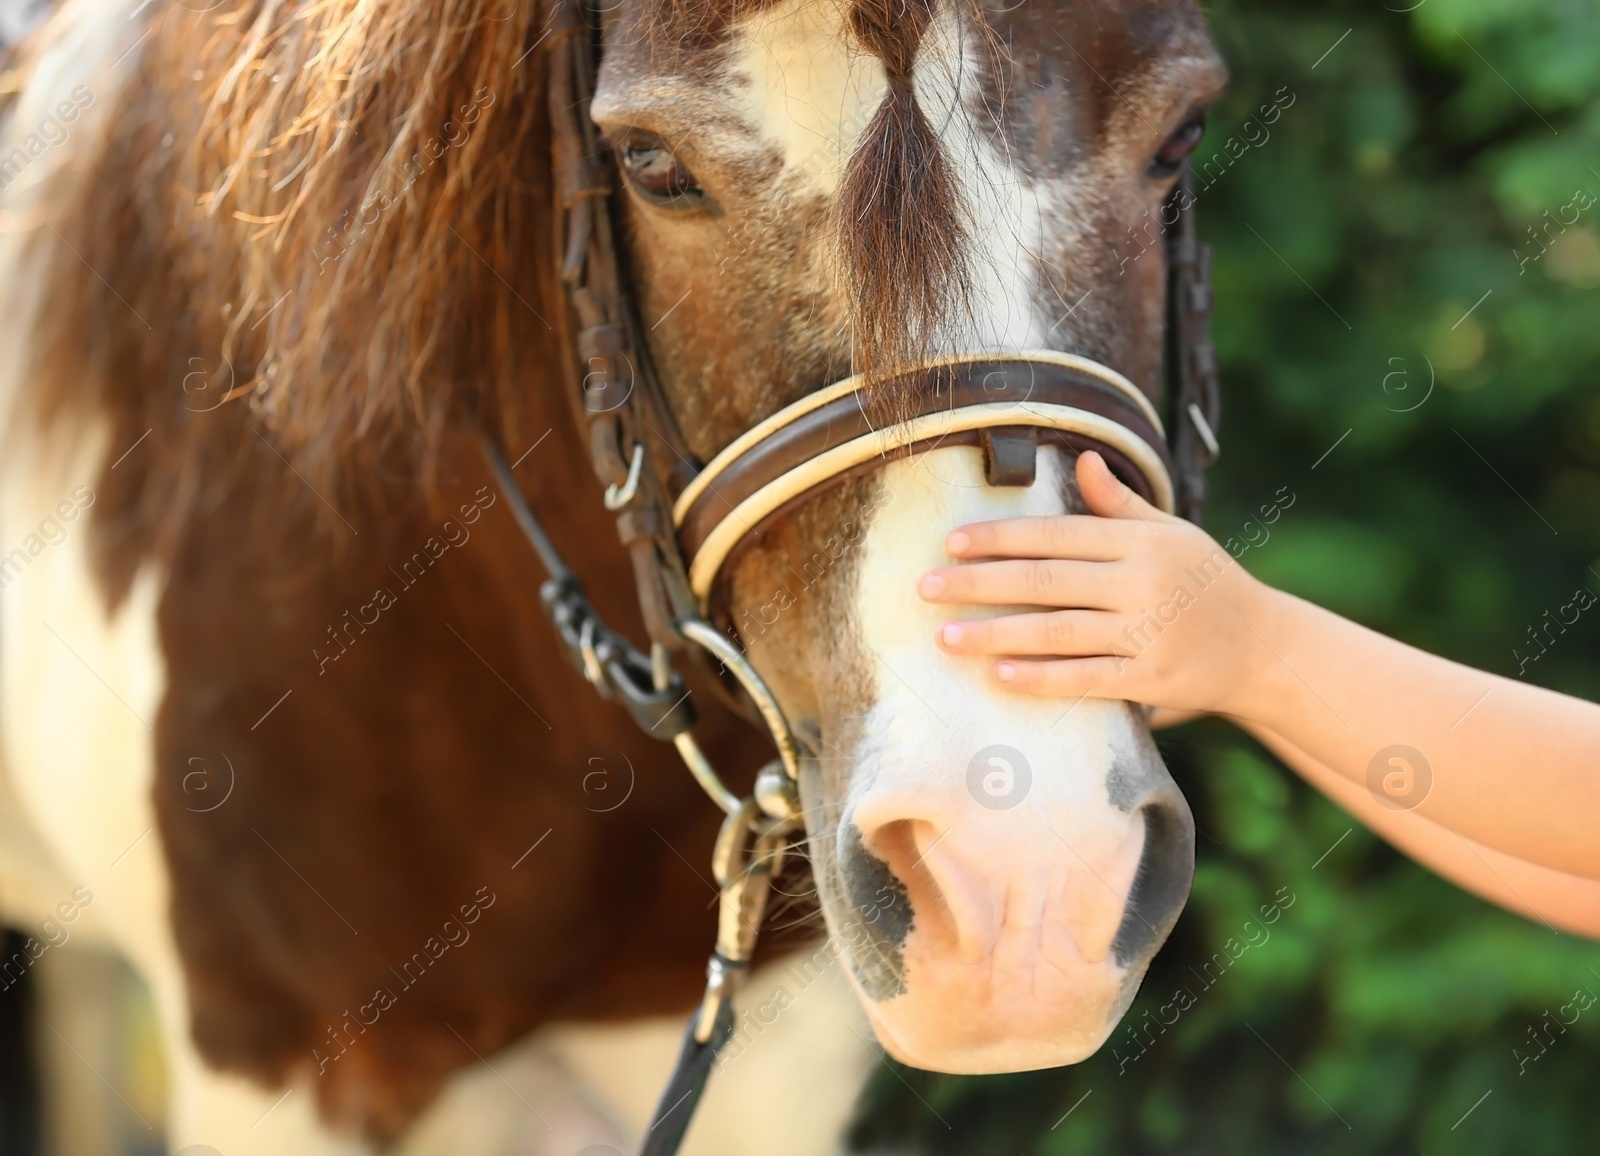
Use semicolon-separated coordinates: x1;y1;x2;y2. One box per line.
849;0;1600;1151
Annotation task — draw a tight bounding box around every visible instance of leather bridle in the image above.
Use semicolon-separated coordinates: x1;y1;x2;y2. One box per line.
482;3;1220;1151
676;350;1179;618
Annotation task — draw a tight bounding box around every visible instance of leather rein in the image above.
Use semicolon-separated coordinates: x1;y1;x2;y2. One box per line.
481;3;1221;1151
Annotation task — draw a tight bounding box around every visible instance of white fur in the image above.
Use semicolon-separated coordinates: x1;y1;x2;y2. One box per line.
0;0;1156;1142
0;8;874;1153
842;446;1151;1070
728;0;887;196
0;436;873;1150
1;5;349;1152
535;952;875;1156
853;447;1136;793
912;8;1053;351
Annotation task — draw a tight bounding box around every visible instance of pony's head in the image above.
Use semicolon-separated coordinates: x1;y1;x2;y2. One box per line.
592;0;1225;1070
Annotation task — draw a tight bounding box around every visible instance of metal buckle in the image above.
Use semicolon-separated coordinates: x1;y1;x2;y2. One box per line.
1186;401;1220;459
540;576;698;738
578;618;606;687
693;798;798;1042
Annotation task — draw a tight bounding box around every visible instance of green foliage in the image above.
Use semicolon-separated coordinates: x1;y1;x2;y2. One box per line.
849;0;1600;1151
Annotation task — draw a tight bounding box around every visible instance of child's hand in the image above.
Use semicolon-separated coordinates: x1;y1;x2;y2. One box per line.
917;451;1279;718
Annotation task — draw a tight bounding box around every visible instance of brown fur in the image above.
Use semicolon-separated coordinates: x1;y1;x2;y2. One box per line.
153;427;787;1138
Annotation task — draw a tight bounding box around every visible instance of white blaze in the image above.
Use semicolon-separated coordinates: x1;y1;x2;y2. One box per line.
730;0;889;197
840;445;1157;1071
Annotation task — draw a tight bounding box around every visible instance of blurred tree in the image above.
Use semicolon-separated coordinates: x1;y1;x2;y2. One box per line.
849;0;1600;1151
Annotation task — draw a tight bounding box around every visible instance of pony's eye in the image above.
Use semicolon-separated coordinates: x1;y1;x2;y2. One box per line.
1148;114;1206;179
616;133;708;209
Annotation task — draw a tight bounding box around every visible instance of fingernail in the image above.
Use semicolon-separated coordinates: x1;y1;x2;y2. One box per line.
946;530;970;556
919;573;945;598
995;662;1016;683
940;623;964;647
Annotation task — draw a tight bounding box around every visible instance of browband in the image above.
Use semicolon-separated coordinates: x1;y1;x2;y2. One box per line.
672;351;1176;608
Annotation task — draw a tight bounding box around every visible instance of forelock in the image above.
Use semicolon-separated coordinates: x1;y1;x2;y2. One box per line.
834;0;981;411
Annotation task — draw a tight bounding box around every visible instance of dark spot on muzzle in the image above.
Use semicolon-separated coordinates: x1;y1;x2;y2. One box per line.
1110;795;1196;968
1106;723;1166;813
1105;758;1142;813
840;823;913;1001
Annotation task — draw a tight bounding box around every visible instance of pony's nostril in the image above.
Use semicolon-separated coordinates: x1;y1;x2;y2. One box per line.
1109;796;1196;968
861;819;936;889
848;818;940;937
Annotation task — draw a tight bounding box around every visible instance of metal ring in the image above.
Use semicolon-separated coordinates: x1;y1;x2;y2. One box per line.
672;731;741;816
604;442;645;510
677;618;804;786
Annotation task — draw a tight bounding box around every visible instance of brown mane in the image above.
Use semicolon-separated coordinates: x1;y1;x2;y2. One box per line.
18;0;556;596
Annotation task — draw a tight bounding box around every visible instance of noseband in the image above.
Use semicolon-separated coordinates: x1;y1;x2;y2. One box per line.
675;350;1178;616
482;3;1220;1151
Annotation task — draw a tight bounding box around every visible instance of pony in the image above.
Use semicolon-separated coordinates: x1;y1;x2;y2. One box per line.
0;0;1224;1150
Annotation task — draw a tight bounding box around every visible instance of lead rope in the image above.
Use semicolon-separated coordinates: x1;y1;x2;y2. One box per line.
640;800;798;1156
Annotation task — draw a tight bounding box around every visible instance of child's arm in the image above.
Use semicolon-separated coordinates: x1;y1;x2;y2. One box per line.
918;451;1600;882
1251;727;1600;936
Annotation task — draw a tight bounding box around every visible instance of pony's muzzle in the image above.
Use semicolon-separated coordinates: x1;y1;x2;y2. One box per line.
837;758;1194;1074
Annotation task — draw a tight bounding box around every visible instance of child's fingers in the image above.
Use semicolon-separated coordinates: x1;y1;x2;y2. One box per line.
990;655;1129;699
918;558;1123;608
1077;451;1169;523
943;513;1133;562
935;611;1122;657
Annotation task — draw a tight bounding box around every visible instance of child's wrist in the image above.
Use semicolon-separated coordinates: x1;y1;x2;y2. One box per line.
1217;576;1295;722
